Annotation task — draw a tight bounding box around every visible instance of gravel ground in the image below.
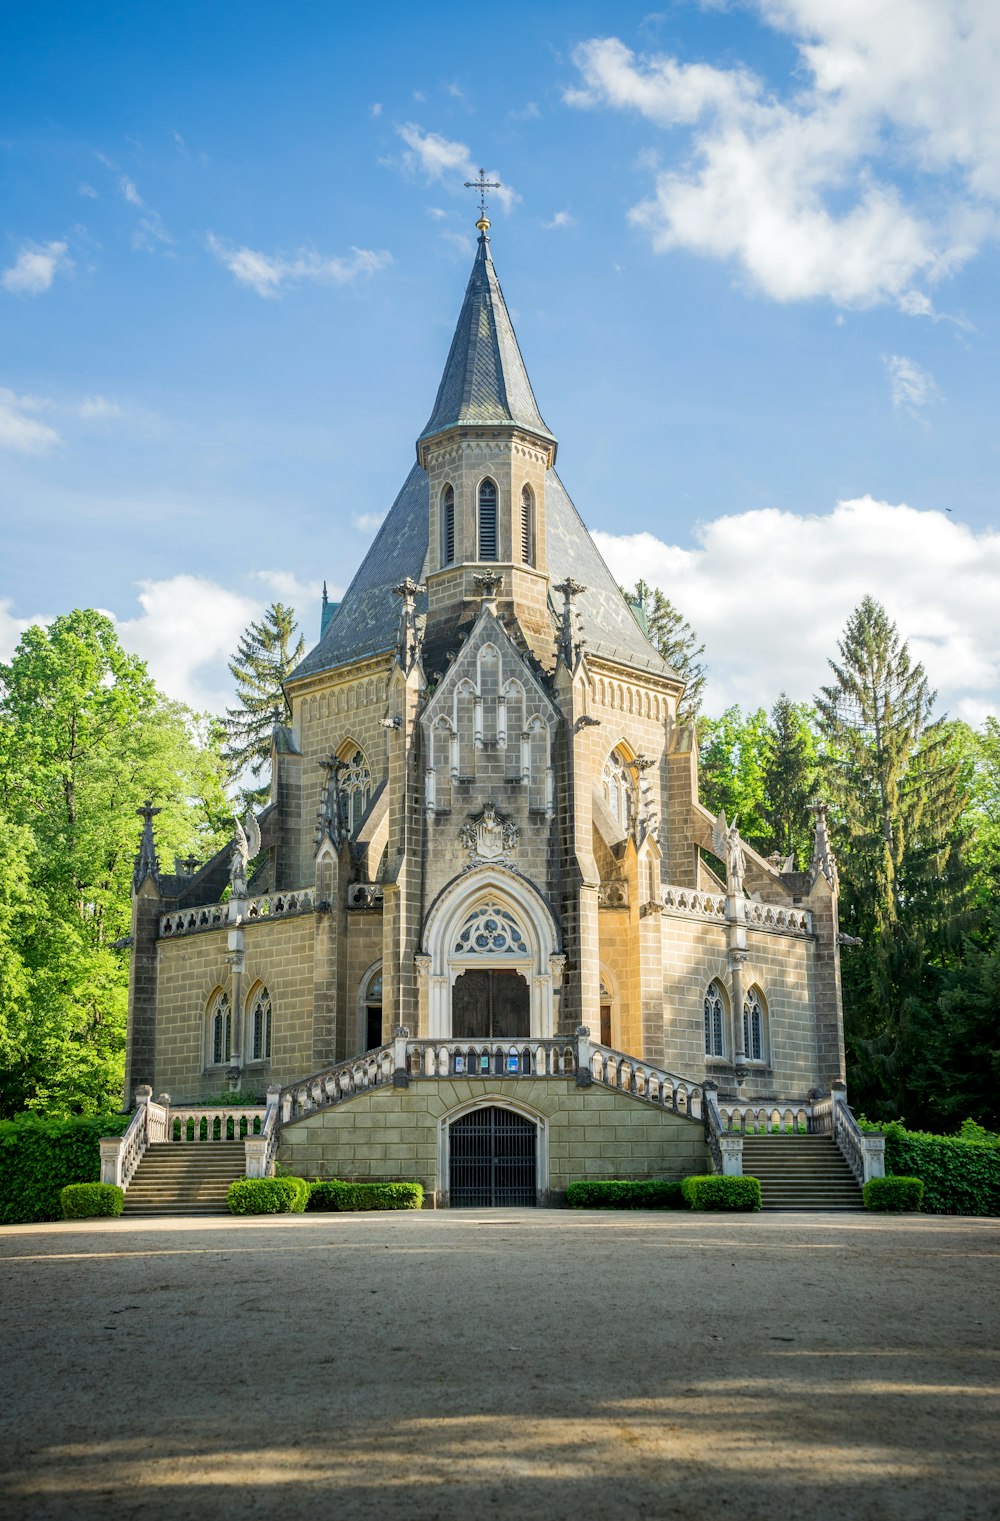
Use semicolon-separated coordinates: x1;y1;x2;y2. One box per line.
1;1210;998;1520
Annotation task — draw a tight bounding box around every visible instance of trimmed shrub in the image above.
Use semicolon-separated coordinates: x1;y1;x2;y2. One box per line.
863;1175;924;1213
227;1176;309;1215
60;1182;124;1218
882;1122;1000;1216
566;1179;686;1210
307;1180;424;1212
0;1112;131;1225
682;1174;762;1212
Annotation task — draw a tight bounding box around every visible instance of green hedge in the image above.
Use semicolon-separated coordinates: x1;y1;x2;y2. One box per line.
227;1176;310;1215
0;1112;131;1225
60;1182;124;1218
566;1179;686;1209
863;1175;924;1212
883;1122;1000;1216
682;1175;762;1212
307;1180;424;1212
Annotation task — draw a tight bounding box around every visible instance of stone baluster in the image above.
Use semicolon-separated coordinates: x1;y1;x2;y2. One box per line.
393;1025;410;1088
575;1025;592;1087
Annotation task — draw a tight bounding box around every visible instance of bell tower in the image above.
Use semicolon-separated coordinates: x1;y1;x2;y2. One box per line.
417;204;558;670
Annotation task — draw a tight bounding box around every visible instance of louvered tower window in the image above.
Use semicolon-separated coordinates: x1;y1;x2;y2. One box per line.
441;484;455;566
521;485;534;566
478;478;498;561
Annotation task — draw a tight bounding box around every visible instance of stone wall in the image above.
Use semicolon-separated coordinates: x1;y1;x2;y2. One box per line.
278;1078;708;1204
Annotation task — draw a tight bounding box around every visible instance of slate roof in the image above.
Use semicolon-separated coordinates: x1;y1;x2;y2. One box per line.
289;239;676;688
417;233;555;449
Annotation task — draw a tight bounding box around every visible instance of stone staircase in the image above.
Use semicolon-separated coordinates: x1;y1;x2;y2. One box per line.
123;1142;246;1216
741;1135;863;1211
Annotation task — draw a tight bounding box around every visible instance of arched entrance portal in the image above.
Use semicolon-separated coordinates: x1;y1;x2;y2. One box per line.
449;1106;538;1207
452;969;529;1039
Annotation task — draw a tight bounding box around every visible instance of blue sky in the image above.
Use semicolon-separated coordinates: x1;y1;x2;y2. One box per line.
2;0;998;721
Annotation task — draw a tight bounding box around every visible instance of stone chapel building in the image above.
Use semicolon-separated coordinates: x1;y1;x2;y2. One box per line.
124;215;847;1206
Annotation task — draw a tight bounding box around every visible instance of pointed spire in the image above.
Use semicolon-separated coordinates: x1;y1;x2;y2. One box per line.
133;800;161;893
809;800;839;892
392;576;425;672
418;233;556;454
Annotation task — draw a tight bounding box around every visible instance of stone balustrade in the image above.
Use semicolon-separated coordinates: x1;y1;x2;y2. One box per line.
660;884;811;936
159;887;315;938
714;1100;812;1135
814;1084;886;1185
99;1085;169;1188
169;1105;266;1143
587;1043;704;1118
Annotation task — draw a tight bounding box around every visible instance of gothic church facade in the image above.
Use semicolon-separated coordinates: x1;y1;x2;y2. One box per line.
126;221;846;1204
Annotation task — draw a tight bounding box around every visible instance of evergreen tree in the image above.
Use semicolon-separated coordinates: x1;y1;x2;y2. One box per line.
221;603;304;806
626;580;707;725
815;596;969;1118
761;694;819;867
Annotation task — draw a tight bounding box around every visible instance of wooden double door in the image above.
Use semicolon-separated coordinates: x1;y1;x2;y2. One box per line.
451;969;530;1040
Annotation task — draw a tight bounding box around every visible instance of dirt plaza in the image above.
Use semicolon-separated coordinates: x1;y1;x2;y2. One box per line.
1;1210;998;1520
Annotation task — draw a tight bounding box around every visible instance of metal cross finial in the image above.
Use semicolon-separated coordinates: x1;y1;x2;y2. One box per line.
464;167;501;226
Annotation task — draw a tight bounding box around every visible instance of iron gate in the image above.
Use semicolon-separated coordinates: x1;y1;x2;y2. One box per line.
448;1106;538;1207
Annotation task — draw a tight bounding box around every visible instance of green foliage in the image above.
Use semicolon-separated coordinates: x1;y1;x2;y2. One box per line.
0;1111;130;1223
681;1174;762;1211
227;1176;309;1214
60;1181;124;1218
626;582;707;726
0;610;230;1116
565;1179;686;1209
863;1175;923;1212
306;1179;424;1211
761;695;820;867
221;603;304;808
816;597;974;1120
882;1121;1000;1216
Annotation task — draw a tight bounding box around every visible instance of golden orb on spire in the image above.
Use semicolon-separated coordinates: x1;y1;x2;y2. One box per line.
476;214;491;234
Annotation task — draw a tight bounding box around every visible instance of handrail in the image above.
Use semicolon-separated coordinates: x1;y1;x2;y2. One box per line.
245;1088;281;1178
830;1092;885;1185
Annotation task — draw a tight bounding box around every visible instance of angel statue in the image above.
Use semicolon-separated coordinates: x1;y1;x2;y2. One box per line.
712;809;746;898
230;811;262;898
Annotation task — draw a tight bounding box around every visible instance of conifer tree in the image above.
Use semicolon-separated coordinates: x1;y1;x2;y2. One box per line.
222;603;304;807
761;694;818;867
815;596;968;1116
626;580;706;725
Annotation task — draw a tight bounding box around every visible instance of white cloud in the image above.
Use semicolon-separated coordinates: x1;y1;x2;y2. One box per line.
0;598;53;662
884;354;942;415
566;7;1000;310
206;234;392;298
0;389;61;453
544;211;575;230
396;124;520;212
119;174;143;207
352;511;386;533
370;102;383;118
78;182;98;199
592;497;1000;722
1;240;72;296
251;569;328;605
132;212;174;252
78;395;124;420
116;575;261;712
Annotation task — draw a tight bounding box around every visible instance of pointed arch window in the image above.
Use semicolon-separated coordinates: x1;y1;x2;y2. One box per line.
362;964;383;1051
478;478;498;561
704;981;726;1058
249;985;272;1062
337;743;372;834
602;747;633;832
520;485;534;566
209;991;232;1067
441;483;455;567
743;988;767;1063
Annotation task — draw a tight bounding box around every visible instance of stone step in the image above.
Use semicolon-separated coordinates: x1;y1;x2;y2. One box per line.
123;1140;248;1217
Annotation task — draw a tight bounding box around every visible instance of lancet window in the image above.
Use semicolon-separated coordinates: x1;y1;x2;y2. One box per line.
704;982;726;1058
209;991;232;1067
337;744;372;834
249;985;272;1062
478;478;498;561
743;988;766;1063
520;485;534;566
602;747;633;832
362;965;383;1052
441;484;455;566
